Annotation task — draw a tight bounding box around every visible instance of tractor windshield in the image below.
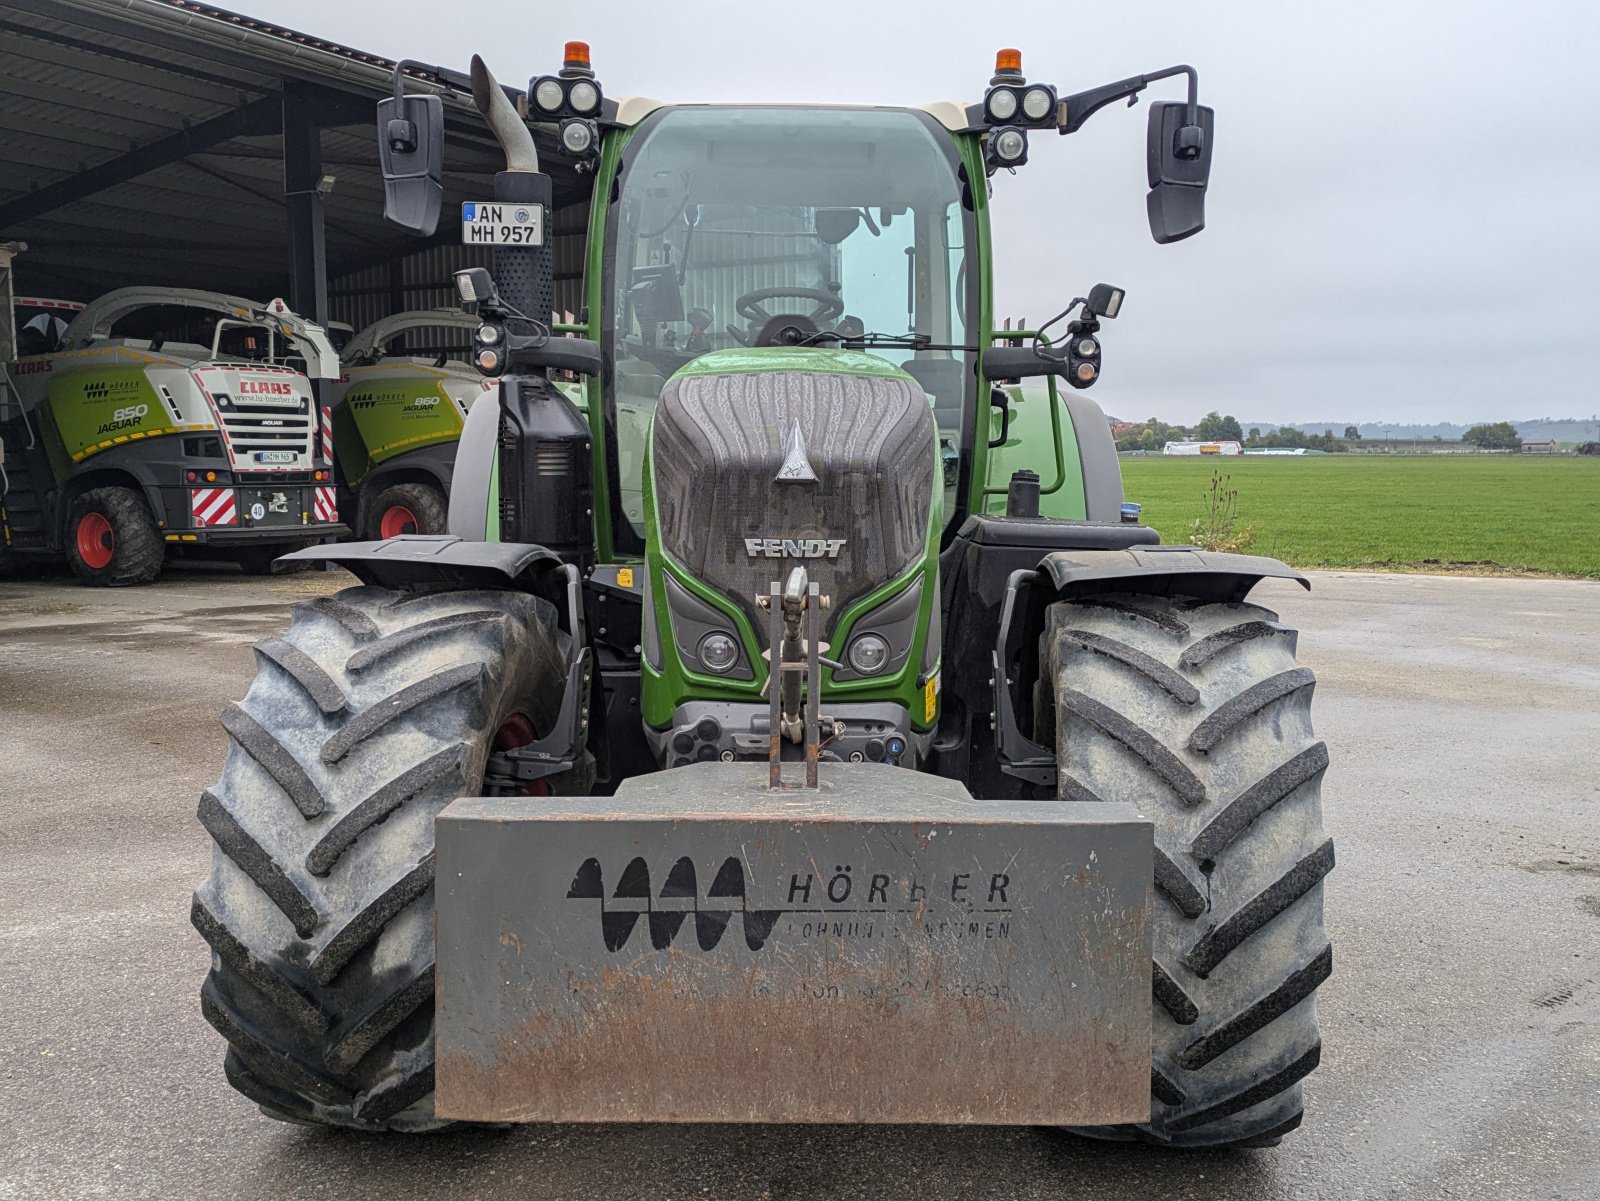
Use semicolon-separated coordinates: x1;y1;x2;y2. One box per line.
605;105;977;551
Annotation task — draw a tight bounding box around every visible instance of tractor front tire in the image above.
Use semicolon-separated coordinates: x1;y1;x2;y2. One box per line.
192;584;569;1129
1042;591;1332;1148
365;482;448;541
66;486;163;586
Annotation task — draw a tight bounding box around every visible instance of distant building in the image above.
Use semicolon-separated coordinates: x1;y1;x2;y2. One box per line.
1163;440;1242;456
1521;439;1558;454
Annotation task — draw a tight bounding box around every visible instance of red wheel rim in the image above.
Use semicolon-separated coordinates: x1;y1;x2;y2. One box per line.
493;714;553;797
75;511;115;569
379;505;419;539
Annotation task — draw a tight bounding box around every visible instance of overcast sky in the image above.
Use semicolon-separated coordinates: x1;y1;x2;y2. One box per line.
246;0;1598;425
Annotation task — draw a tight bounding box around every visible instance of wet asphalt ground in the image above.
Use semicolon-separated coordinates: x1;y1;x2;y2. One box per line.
1;564;1596;1200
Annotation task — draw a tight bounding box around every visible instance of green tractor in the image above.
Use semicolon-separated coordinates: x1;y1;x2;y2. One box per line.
192;45;1332;1149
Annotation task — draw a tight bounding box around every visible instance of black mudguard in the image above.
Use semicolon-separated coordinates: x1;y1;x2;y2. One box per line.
993;547;1309;785
278;534;561;590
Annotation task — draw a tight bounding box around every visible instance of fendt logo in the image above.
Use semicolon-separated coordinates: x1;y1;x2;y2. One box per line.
568;857;1017;954
744;537;846;559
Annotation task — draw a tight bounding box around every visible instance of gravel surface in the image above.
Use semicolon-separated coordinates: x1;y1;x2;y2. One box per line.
1;564;1595;1200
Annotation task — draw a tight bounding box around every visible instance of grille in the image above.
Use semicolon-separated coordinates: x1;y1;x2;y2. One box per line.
535;441;573;477
214;395;315;466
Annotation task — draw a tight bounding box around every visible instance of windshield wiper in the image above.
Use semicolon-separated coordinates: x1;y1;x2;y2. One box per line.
799;330;976;352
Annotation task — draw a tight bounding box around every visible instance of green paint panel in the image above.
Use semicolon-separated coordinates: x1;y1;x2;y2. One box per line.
340;380;464;472
45;367;172;465
674;347;913;380
981;384;1088;520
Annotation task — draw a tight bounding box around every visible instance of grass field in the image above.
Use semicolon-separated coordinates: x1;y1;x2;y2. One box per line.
1118;455;1600;578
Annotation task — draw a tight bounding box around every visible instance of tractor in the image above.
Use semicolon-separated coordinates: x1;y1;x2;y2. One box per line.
191;45;1332;1149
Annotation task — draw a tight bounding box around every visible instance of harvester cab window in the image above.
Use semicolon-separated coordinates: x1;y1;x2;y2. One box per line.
212;319;279;364
606;105;978;546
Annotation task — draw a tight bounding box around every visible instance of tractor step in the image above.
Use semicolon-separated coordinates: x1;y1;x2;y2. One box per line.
435;762;1153;1125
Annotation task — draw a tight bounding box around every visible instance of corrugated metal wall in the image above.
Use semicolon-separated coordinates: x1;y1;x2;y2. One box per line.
328;204;589;335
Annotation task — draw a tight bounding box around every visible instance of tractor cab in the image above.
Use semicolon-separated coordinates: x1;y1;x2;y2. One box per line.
604;105;977;539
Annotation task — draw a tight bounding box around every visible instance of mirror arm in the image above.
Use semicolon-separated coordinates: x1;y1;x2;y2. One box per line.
1058;64;1198;134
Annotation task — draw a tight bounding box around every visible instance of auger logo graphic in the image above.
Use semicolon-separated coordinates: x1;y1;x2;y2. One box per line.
567;856;784;953
85;378;141;401
568;857;1016;953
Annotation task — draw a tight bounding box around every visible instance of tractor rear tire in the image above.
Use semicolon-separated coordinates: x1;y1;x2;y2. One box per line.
1041;592;1332;1148
191;584;570;1130
365;482;448;540
66;486;163;586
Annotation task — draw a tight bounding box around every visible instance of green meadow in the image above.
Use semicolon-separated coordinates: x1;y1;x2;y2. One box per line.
1118;455;1600;578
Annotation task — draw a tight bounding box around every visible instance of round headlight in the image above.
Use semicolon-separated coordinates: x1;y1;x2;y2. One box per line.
985;86;1019;122
560;119;595;155
532;78;565;113
1021;86;1054;121
847;632;891;675
992;127;1027;163
1076;337;1098;357
475;347;501;373
476;323;502;345
698;631;739;674
1075;361;1097;383
567;79;600;115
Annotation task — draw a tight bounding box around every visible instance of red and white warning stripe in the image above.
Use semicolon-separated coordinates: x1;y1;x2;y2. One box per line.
190;487;238;528
319;404;334;464
312;486;339;523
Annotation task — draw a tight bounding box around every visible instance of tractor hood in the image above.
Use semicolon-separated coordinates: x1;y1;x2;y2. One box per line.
650;348;936;630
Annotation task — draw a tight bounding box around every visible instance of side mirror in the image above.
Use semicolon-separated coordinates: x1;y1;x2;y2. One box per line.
377;92;444;235
1145;101;1214;244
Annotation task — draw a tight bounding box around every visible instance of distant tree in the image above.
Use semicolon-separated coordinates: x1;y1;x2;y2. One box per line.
1115;416;1190;452
1344;425;1362;440
1247;427;1261;443
1462;421;1521;450
1194;411;1244;441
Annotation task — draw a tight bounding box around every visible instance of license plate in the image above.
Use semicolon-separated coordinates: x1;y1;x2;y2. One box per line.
253;450;296;464
462;201;545;246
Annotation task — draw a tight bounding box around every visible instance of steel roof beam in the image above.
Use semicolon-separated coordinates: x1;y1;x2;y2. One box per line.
0;94;281;230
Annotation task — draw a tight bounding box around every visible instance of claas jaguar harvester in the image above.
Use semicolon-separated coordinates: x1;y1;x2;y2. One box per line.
193;44;1334;1149
2;288;345;583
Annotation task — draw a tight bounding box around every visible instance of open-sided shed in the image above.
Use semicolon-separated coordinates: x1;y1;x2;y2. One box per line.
0;0;589;324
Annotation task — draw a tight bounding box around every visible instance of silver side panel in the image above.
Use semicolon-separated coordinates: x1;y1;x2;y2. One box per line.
447;384;502;540
1062;393;1125;522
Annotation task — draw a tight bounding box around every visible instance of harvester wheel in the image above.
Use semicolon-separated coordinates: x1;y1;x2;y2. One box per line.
191;584;570;1129
1041;592;1332;1148
65;486;163;586
366;482;448;540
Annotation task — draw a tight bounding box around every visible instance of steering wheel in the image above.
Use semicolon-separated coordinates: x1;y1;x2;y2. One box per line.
735;287;844;328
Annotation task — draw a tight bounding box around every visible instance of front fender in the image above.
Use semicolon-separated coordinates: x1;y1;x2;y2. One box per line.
992;548;1309;785
279;534;558;590
1038;545;1309;605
